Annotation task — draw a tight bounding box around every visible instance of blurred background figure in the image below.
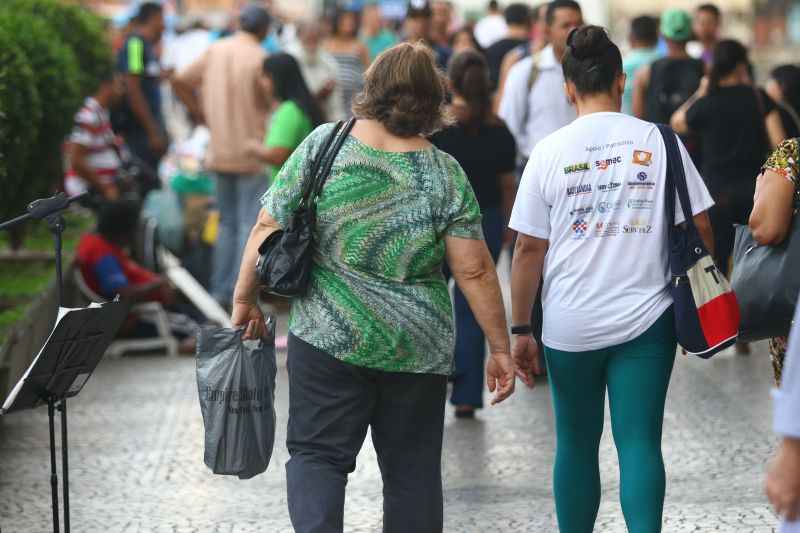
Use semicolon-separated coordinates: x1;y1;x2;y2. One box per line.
692;3;722;66
290;20;347;123
622;15;661;115
767;65;800;140
161;15;212;143
246;53;324;181
493;2;548;113
671;39;785;280
484;3;531;90
474;0;507;50
498;0;581;166
65;70;124;202
430;0;454;49
325;8;369;118
450;26;481;55
76;200;199;354
766;303;800;532
633;8;704;163
173;3;272;308
403;0;452;69
431;50;516;418
115;1;168;195
361;2;398;62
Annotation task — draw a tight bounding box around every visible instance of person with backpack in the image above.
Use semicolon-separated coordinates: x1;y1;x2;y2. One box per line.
509;25;714;533
498;0;581;166
632;9;704;161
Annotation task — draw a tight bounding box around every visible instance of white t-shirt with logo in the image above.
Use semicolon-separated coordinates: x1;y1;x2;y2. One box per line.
509;112;715;352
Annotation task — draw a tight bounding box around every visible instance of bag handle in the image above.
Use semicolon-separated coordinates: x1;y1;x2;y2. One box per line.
299;120;344;208
310;117;357;205
656;124;696;231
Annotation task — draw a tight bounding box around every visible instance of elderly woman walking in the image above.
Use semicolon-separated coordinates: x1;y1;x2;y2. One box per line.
231;42;516;533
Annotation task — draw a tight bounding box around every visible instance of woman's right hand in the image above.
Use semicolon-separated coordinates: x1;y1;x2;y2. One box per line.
512;334;541;388
231;301;267;340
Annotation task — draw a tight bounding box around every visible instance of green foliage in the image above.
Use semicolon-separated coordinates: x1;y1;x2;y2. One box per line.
0;25;41;221
1;0;112;97
0;13;82;216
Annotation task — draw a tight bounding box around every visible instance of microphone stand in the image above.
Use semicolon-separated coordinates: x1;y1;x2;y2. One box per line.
0;191;88;532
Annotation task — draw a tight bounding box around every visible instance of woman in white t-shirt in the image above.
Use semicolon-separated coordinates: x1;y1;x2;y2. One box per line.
508;26;715;532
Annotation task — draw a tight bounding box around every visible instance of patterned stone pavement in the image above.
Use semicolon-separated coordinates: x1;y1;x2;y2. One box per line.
0;331;781;532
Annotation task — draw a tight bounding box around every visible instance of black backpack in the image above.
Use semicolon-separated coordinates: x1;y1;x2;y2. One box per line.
646;58;705;124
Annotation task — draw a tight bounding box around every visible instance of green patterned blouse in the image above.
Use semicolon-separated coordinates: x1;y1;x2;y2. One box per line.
262;123;483;374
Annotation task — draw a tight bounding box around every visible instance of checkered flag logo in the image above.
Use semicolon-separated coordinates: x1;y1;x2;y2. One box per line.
572;219;588;236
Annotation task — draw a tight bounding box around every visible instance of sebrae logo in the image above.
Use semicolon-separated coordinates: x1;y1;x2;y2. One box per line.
632;150;653;166
595;156;622;170
566;183;592;197
564;162;590;174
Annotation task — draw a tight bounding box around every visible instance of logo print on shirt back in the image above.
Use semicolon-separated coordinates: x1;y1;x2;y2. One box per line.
564;162;590;174
566;183;592;197
595;156;622;170
632;150;653;166
572;219;588;238
637;171;648;181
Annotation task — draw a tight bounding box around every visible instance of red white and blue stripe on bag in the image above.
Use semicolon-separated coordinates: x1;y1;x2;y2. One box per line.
675;255;740;357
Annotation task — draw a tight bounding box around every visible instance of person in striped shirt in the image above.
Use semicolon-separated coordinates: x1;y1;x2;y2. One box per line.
64;71;123;201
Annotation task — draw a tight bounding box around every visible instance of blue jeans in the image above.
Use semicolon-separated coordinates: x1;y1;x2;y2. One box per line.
210;172;267;305
450;206;504;408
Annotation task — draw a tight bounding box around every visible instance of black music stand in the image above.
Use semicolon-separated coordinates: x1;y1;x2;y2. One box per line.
0;192;128;532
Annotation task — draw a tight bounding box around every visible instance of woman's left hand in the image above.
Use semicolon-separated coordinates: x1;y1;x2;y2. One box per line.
486;351;516;405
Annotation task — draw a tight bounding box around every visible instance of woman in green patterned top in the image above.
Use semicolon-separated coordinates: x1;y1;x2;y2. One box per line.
750;138;800;385
231;43;516;532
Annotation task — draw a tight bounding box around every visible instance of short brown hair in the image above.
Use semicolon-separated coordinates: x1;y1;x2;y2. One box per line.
352;42;450;137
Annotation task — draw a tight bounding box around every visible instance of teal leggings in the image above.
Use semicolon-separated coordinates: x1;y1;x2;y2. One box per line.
544;310;677;533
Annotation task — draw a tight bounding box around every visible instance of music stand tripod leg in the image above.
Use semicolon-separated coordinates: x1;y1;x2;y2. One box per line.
48;397;60;533
59;399;70;533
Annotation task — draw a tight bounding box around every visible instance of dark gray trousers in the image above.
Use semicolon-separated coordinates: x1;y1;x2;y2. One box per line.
286;334;447;533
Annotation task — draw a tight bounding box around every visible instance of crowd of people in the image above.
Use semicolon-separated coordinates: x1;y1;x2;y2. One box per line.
57;0;800;531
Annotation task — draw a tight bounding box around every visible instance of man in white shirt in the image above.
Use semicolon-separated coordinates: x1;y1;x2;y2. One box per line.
767;302;800;533
474;0;507;49
288;20;347;123
498;0;582;165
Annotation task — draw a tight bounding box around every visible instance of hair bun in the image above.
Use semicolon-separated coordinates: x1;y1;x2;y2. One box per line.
568;26;612;60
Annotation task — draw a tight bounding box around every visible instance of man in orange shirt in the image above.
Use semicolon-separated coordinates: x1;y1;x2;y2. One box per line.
173;4;273;308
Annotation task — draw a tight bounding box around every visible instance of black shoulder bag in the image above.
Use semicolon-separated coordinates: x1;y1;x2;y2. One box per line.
256;118;356;297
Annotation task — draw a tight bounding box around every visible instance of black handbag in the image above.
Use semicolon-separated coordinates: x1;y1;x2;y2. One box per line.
256;118;356;297
731;217;800;342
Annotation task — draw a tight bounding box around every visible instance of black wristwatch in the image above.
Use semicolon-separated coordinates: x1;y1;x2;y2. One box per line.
511;324;533;336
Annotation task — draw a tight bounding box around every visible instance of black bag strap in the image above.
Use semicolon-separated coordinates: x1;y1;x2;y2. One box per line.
299;120;344;208
656;124;696;231
311;117;357;203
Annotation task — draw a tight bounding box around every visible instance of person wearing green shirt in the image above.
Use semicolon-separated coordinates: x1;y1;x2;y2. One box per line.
246;53;323;180
232;43;515;533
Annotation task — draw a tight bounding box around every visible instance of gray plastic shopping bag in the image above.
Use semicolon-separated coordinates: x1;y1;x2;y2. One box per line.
196;321;276;479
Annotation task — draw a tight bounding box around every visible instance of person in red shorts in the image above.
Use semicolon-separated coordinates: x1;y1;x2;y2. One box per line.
77;200;197;352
